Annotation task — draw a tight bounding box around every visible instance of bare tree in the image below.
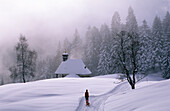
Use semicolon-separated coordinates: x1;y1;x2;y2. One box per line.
116;31;140;89
9;35;37;83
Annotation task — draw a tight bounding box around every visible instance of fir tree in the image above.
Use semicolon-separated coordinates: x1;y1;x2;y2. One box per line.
35;59;48;80
126;7;138;33
162;11;170;78
97;24;111;75
83;26;102;75
151;16;163;71
138;20;152;73
71;29;83;59
110;11;122;73
111;11;121;35
63;37;71;54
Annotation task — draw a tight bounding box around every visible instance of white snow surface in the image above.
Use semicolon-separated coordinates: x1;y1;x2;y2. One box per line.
55;59;91;75
0;74;169;111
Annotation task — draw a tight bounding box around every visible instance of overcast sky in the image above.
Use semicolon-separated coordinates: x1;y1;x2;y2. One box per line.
0;0;170;74
0;0;169;42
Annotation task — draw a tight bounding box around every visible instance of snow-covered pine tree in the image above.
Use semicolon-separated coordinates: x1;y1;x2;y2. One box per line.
46;56;57;78
83;26;91;61
151;16;163;71
110;11;122;73
91;27;102;75
162;11;170;78
97;24;111;75
138;20;152;73
35;59;48;80
83;26;93;73
35;41;63;80
83;26;102;76
54;41;62;78
71;29;83;59
63;37;71;55
111;11;121;35
56;41;62;64
126;7;138;33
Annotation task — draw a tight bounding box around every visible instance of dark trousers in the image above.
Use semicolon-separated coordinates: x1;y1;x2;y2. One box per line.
85;97;89;104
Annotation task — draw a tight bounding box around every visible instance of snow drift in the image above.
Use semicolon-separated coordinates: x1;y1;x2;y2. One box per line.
0;74;169;111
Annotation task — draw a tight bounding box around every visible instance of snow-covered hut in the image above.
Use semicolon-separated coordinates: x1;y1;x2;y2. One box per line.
55;53;91;77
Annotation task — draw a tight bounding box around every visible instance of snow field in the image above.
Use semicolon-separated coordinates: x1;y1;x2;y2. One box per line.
0;74;169;111
104;79;170;111
0;77;118;111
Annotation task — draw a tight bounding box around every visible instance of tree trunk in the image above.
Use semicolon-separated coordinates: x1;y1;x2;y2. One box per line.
22;50;26;83
22;74;26;83
131;83;135;89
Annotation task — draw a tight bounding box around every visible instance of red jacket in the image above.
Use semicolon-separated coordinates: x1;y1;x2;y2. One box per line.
85;91;89;98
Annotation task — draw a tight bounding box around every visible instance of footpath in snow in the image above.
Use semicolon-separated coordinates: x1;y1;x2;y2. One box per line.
76;82;130;111
76;74;170;111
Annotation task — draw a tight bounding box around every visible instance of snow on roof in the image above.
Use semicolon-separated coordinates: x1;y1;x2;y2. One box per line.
55;59;91;75
62;53;68;55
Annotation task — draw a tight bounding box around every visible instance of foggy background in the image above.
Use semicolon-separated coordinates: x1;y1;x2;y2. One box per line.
0;0;170;82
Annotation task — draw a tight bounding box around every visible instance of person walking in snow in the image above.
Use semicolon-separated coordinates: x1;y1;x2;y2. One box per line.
85;89;90;106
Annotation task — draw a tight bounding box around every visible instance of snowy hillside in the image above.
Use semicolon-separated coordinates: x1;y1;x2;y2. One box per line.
0;74;169;111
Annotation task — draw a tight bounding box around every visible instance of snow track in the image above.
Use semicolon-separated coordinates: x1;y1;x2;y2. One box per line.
76;82;130;111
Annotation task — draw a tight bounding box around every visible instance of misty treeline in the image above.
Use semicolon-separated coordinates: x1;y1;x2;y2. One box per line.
86;8;170;79
82;7;170;89
6;7;169;86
